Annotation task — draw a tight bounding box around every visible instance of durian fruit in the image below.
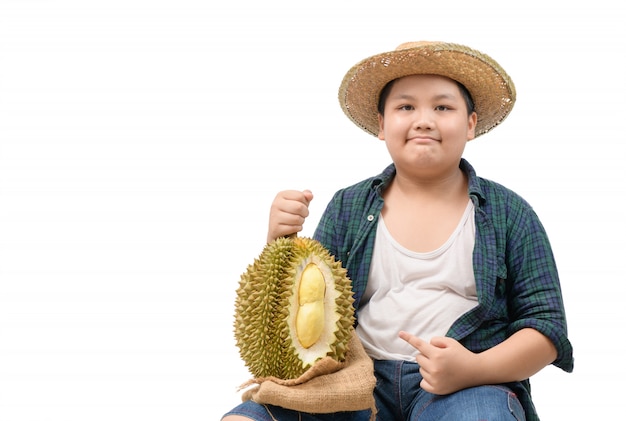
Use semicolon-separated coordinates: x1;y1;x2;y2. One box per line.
233;236;355;380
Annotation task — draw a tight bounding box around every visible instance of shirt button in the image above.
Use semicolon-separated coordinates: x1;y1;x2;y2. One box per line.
367;215;374;221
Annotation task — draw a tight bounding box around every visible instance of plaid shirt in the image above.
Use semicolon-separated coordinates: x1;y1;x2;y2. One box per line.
313;159;573;420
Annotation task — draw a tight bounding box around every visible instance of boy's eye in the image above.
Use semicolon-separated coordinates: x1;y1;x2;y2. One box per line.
435;105;450;111
399;105;414;111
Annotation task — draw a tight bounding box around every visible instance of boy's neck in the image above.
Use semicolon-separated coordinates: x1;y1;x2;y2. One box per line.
390;166;468;200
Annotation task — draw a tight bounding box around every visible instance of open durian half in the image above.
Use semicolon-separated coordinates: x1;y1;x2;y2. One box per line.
233;236;355;380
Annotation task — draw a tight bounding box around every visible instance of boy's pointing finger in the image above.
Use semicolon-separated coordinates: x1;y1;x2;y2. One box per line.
399;331;426;351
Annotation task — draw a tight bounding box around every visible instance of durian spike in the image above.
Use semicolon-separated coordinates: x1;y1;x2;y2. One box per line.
234;232;355;379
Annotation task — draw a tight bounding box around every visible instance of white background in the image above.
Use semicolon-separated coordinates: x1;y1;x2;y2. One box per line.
1;1;624;419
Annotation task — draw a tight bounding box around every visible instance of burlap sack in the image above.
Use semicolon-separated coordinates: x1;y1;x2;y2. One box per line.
238;329;377;419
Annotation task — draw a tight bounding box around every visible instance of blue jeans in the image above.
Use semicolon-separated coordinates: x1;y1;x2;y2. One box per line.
221;402;370;421
221;360;525;420
374;360;525;420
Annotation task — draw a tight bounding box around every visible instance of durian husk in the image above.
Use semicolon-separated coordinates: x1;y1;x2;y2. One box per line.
234;236;356;380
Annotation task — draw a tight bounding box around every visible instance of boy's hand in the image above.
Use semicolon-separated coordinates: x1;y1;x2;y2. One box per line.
399;331;478;395
267;189;314;243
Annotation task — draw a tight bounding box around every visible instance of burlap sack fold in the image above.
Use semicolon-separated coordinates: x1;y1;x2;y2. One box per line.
238;329;377;419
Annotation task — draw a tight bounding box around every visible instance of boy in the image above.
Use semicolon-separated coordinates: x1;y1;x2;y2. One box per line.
223;41;573;421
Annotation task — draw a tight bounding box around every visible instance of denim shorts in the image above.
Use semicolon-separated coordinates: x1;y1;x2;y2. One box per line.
221;402;371;421
222;360;525;420
373;360;525;421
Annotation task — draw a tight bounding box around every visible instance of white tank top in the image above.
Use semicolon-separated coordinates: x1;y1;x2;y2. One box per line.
356;200;478;361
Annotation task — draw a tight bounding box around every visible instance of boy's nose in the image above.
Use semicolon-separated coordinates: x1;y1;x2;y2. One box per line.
412;112;434;130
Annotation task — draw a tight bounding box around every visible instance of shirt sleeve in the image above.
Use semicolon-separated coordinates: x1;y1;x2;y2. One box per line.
505;202;574;373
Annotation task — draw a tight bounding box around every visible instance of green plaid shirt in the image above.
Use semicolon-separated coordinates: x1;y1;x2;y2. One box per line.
313;159;573;420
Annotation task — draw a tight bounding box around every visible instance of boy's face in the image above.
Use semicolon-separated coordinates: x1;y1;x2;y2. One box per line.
377;74;477;175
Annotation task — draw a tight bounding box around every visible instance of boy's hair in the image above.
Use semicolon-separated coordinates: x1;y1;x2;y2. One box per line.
376;78;476;117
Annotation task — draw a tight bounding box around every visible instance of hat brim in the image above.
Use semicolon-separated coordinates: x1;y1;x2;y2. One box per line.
338;42;516;139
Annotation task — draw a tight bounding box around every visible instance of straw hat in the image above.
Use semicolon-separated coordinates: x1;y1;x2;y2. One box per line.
338;41;516;139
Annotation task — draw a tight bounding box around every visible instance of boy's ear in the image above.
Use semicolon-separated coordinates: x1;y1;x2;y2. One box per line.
466;112;478;141
377;114;385;140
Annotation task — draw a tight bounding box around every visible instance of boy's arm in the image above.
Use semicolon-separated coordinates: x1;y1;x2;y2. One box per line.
472;327;557;384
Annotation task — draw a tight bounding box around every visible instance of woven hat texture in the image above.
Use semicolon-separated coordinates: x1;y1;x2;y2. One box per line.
338;41;516;139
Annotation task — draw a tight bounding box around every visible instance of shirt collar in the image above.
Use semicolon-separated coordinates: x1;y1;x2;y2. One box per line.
460;158;486;206
369;159;486;206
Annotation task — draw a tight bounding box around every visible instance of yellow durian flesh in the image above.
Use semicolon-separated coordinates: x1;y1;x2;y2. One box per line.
298;263;326;305
233;237;355;380
295;300;324;348
296;263;326;348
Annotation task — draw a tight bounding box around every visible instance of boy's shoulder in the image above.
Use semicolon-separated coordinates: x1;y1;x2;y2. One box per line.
473;174;532;207
461;159;540;223
471;176;540;230
463;160;529;202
